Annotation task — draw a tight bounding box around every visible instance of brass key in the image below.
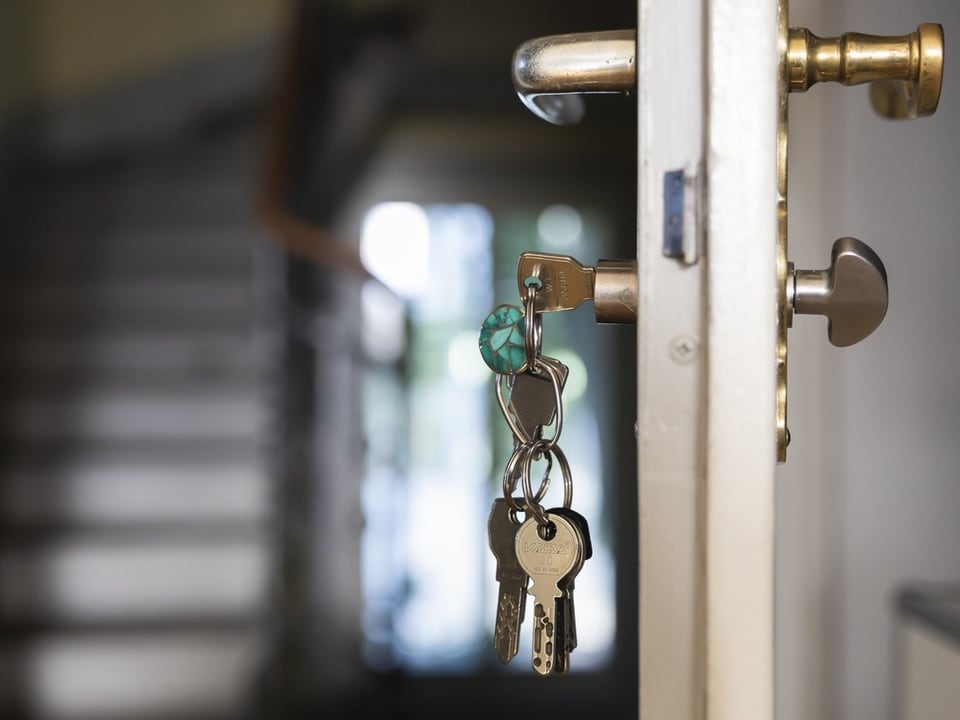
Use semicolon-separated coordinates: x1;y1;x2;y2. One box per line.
517;252;596;313
515;513;583;676
516;252;637;324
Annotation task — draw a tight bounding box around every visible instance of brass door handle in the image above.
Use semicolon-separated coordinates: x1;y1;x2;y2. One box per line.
511;30;636;125
787;23;944;118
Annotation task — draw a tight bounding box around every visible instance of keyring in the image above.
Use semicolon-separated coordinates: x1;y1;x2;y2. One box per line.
520;441;573;527
502;439;552;513
523;281;542;372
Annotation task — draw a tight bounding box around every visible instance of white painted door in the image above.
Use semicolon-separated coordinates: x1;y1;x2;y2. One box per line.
635;1;778;719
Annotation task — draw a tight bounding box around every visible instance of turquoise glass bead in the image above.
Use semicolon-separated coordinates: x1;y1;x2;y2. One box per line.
478;305;527;374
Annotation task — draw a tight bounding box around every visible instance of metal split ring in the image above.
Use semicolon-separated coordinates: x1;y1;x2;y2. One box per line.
502;440;573;527
523;282;542;372
521;442;572;527
502;440;552;512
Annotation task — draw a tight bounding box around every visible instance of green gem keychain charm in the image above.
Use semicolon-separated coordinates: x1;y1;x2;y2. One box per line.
478;304;528;374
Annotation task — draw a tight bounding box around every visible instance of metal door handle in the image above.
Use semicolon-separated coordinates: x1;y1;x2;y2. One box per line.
512;29;636;125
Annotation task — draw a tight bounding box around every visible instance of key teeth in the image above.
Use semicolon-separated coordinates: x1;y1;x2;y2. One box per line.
531;602;551;676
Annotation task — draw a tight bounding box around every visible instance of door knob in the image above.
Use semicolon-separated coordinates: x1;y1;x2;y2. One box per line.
787;237;888;348
787;23;944;118
511;30;636;125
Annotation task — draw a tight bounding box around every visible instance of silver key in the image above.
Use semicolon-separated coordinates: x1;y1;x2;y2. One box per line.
507;356;568;442
488;498;528;664
515;512;583;675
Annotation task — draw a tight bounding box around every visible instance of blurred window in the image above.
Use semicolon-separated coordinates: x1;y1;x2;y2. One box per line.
359;201;618;674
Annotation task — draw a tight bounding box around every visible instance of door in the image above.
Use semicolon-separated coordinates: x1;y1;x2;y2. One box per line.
636;2;942;718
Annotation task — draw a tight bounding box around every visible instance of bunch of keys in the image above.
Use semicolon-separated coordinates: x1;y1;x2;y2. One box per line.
478;270;593;676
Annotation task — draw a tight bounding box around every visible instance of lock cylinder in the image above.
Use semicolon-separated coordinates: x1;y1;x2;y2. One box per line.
594;259;638;324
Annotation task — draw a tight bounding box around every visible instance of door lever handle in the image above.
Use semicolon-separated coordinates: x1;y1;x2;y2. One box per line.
512;30;636;125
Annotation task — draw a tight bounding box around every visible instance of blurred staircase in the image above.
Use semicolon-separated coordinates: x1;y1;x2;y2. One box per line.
0;119;273;720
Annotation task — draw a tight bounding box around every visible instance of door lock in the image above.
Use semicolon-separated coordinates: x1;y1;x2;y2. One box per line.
512;12;944;462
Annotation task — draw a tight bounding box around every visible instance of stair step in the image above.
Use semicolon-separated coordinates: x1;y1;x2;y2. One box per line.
1;458;268;527
1;385;267;442
0;538;268;623
0;629;263;718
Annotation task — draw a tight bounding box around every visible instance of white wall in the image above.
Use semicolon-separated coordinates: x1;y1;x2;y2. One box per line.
777;1;960;719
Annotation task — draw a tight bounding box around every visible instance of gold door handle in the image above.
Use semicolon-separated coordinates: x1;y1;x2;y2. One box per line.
511;30;636;125
787;23;944;118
